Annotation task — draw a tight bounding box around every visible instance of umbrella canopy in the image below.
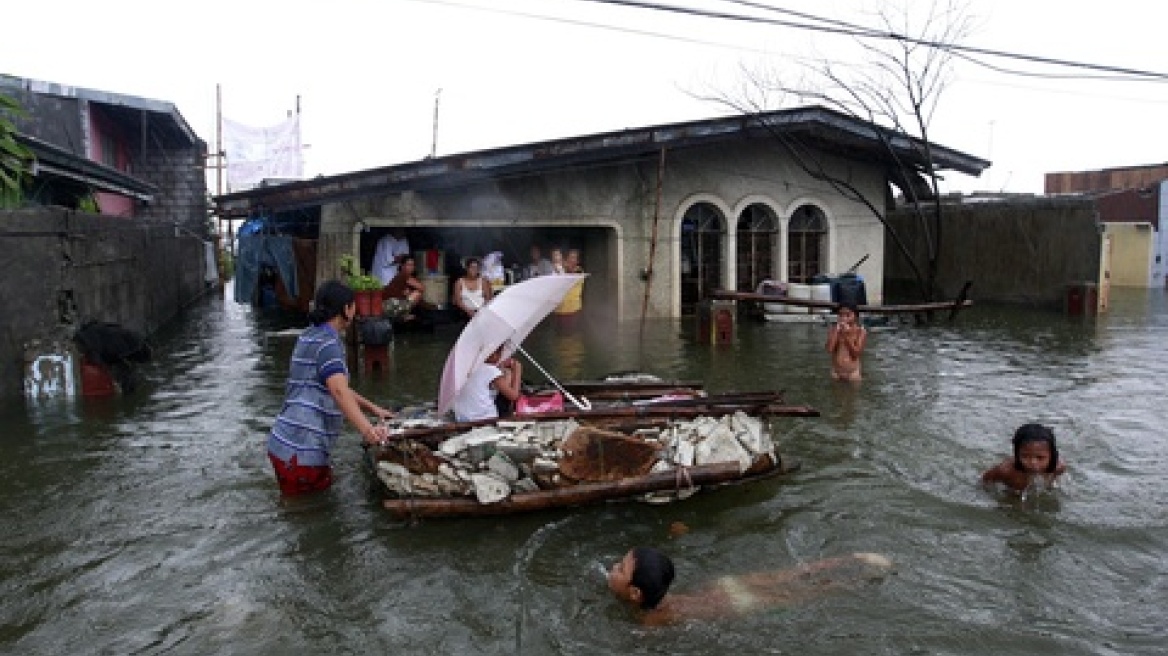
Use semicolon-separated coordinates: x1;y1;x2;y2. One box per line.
438;274;587;414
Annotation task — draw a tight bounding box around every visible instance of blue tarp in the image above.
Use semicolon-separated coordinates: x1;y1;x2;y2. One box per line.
234;233;299;305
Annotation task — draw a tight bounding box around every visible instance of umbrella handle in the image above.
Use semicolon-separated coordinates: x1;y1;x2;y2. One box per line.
465;293;591;412
513;344;591;411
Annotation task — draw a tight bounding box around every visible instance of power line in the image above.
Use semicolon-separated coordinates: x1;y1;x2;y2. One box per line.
556;0;1168;81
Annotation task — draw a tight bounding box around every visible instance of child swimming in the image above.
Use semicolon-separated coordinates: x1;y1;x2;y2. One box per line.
981;423;1066;493
607;547;893;626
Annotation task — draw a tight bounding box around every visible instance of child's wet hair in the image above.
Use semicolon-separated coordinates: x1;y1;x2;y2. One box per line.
631;547;675;610
1012;423;1059;473
836;302;859;316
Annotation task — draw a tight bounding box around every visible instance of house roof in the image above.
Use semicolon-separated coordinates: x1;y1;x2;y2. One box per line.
18;133;157;202
213;105;990;215
0;74;200;148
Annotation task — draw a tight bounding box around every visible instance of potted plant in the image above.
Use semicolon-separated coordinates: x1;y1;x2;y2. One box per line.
339;255;382;317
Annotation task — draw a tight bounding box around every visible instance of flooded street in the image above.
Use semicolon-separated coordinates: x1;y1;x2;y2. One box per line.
2;287;1166;655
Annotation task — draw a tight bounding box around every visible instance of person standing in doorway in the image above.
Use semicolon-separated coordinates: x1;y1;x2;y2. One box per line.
372;228;410;286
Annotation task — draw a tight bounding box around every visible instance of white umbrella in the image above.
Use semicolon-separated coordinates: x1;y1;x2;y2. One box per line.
438;274;588;415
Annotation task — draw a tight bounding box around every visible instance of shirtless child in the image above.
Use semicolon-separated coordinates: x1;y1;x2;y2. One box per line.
981;423;1066;493
826;303;867;381
608;547;892;626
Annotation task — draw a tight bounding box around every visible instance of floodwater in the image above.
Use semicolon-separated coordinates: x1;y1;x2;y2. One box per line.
2;287;1166;655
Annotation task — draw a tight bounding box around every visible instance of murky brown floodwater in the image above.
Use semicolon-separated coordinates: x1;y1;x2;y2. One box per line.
1;286;1166;655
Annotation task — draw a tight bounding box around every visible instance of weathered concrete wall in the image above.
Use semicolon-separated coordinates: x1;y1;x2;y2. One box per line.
321;139;890;320
885;198;1102;306
1103;222;1154;287
0;208;213;399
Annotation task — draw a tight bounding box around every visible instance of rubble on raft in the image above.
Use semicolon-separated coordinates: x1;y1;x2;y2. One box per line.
374;411;775;505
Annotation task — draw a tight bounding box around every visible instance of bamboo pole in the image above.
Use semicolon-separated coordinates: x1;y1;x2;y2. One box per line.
710;290;974;315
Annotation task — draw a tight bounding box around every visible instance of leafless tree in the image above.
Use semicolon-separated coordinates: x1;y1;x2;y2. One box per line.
705;0;976;303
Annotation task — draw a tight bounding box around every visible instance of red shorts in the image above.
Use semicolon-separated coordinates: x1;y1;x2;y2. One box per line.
268;453;333;496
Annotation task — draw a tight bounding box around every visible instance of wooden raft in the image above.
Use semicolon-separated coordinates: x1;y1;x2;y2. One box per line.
381;453;799;519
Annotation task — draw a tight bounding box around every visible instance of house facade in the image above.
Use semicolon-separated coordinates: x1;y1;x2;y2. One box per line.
217;107;987;320
1046;163;1168;289
0;74;207;231
0;75;214;400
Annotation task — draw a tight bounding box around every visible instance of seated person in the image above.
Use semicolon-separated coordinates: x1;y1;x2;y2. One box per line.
382;255;425;319
453;257;493;319
452;343;523;423
608;546;892;626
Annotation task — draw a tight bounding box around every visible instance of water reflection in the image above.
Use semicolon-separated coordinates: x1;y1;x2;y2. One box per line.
1;288;1167;654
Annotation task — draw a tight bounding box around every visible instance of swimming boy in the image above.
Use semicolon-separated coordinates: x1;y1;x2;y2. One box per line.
981;423;1066;492
608;547;892;626
826;303;866;381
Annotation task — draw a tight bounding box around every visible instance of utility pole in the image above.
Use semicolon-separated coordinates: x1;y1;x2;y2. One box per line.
431;88;442;158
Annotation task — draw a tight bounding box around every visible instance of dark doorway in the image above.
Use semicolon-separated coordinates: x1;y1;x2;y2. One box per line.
680;202;725;314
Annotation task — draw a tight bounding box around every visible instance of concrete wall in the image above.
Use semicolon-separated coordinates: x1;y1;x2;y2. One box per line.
0;208;214;399
1103;222;1154;287
320;139;890;320
885;197;1102;306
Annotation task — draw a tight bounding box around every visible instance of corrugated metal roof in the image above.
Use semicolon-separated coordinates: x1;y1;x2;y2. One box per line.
0;73;201;148
214;105;990;214
18;133;157;202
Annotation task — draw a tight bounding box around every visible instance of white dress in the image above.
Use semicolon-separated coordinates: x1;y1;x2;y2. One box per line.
453;364;502;422
459;279;486;312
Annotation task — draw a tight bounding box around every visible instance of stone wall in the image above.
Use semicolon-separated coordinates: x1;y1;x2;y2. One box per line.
884;197;1101;306
0;208;214;399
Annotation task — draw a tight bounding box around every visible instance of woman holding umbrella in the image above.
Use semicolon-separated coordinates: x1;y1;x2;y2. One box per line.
452;343;523;422
266;280;393;495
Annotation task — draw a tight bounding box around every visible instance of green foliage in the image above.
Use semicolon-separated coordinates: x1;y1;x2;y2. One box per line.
220;248;235;279
0;94;33;209
338;254;380;290
78;193;100;214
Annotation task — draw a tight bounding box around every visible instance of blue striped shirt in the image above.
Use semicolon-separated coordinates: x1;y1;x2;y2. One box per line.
267;324;348;467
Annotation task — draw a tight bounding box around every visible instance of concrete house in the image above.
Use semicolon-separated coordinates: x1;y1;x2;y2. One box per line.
216;106;988;320
0;75;213;399
1047;163;1168;289
0;74;207;229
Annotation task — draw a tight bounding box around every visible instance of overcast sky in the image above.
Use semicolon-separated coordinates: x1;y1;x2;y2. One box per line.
4;0;1167;194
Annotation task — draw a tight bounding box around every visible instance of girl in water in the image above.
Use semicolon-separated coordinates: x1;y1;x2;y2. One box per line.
981;423;1066;493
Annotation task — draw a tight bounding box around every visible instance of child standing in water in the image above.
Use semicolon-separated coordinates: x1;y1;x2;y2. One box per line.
826;303;866;381
607;547;892;626
981;423;1066;492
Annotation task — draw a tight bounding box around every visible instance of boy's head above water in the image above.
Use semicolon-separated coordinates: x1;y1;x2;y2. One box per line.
1012;423;1059;474
608;547;674;610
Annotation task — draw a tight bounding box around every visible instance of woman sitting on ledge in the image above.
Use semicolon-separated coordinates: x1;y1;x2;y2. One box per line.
382;255;426;320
